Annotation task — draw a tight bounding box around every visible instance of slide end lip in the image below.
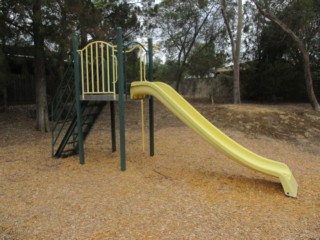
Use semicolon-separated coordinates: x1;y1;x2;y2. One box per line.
280;174;298;198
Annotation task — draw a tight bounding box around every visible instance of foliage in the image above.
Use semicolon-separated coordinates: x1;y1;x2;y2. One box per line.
154;44;226;86
154;60;180;84
0;0;143;130
91;0;140;41
124;47;140;84
156;0;221;91
0;48;9;88
241;60;307;102
240;0;320;106
187;43;226;78
0;0;320;115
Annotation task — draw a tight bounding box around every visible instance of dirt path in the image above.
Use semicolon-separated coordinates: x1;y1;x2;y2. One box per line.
0;101;319;239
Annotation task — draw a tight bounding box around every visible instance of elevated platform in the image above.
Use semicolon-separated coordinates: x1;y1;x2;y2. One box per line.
80;94;119;101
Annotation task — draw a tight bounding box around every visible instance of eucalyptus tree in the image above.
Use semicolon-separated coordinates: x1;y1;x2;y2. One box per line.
252;0;320;111
156;0;220;92
91;0;140;41
221;0;243;104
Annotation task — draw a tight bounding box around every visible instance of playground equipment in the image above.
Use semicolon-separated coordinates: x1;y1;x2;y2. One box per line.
51;28;155;172
51;28;298;197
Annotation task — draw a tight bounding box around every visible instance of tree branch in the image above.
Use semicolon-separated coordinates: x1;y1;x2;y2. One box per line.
221;0;235;60
252;0;320;111
253;0;302;47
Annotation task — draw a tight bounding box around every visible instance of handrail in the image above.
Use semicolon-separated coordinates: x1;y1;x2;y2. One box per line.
77;40;157;95
78;40;116;52
125;43;148;82
78;41;117;96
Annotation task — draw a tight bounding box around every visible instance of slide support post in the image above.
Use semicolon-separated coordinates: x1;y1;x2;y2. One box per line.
117;27;126;171
110;101;116;152
148;38;155;156
73;33;85;164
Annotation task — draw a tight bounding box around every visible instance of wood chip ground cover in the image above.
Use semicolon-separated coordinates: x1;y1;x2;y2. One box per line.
0;101;319;239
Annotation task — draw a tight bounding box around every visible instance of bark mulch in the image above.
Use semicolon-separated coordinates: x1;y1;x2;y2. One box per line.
0;101;319;239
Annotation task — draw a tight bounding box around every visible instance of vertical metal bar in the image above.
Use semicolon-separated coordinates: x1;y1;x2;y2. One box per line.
139;47;143;81
107;46;110;92
90;44;94;93
148;38;155;157
141;99;145;152
73;34;85;164
108;46;113;93
144;53;147;81
85;47;89;93
113;47;117;93
80;52;84;96
117;27;126;171
110;101;116;152
101;43;105;93
123;47;128;94
96;42;99;92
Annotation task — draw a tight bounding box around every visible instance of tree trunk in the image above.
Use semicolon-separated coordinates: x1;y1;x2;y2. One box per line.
1;87;7;112
253;0;320;111
300;45;320;111
233;0;242;104
233;58;241;104
221;0;242;104
175;69;184;93
33;0;50;132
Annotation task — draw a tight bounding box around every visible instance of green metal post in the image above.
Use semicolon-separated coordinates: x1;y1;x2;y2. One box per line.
109;45;116;152
117;27;126;171
148;38;155;157
110;101;116;152
73;34;85;164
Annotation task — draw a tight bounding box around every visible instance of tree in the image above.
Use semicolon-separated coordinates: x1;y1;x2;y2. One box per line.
87;1;140;42
253;0;320;111
153;60;180;84
0;49;9;111
50;0;76;82
157;0;219;92
221;0;243;104
187;43;226;78
32;0;51;132
242;1;265;61
2;0;57;131
0;1;13;111
1;0;142;131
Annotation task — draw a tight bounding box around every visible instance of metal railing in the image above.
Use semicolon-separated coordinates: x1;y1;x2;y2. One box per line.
77;41;151;98
125;42;148;82
78;41;118;96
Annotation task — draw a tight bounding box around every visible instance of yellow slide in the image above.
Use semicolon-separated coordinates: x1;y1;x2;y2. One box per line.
130;81;298;197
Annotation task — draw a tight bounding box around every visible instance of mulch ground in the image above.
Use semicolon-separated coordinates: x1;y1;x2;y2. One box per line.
0;100;319;239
